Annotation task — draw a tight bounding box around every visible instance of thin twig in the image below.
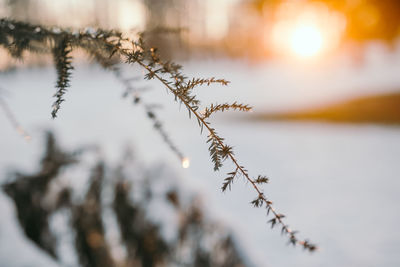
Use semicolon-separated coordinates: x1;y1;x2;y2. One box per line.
0;95;31;141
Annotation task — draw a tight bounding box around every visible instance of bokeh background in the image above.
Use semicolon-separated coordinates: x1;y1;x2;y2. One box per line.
1;0;400;266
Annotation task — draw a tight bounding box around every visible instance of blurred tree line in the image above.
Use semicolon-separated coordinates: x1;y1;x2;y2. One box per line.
313;0;400;42
1;0;210;59
251;0;400;43
224;0;400;59
3;0;400;62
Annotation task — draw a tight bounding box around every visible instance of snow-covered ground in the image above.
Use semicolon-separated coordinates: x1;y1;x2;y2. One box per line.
1;46;400;266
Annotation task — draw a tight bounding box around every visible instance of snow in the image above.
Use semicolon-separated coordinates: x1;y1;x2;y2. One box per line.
1;46;400;266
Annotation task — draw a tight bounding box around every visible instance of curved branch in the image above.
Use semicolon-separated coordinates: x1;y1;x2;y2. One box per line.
132;59;316;251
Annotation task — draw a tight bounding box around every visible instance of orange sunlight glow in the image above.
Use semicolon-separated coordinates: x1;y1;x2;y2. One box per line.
268;2;346;60
290;24;323;58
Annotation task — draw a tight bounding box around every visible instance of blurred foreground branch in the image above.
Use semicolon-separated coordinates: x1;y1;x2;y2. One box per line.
3;132;247;267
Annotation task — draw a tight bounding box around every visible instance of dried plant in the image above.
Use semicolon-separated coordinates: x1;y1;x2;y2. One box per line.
3;132;248;267
2;132;77;258
0;18;316;251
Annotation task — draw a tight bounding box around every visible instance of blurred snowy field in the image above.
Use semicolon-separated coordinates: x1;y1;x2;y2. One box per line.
1;49;400;266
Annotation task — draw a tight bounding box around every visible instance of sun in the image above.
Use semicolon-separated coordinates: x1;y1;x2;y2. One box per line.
290;24;323;58
267;1;346;60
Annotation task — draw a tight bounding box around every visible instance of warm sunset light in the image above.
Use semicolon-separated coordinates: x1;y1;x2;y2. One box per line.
268;2;346;60
290;24;323;58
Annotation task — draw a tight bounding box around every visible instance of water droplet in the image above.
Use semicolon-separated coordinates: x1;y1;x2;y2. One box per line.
181;157;190;169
